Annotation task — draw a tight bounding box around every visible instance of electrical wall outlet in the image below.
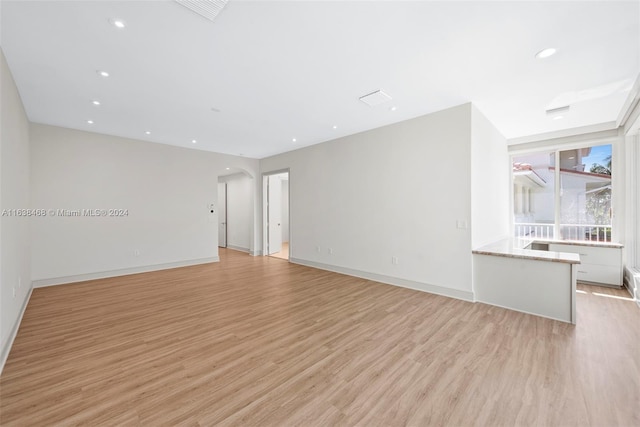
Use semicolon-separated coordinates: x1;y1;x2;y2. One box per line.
134;249;141;256
12;287;16;298
456;220;468;229
328;248;333;255
316;246;321;253
392;256;399;265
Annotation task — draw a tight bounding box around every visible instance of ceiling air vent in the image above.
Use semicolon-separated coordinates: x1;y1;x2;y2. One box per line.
545;105;570;115
359;90;392;107
174;0;229;22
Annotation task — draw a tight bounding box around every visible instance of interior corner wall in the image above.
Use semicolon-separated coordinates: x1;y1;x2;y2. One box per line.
29;124;259;285
251;176;263;256
470;104;510;248
218;173;253;252
0;48;31;370
260;104;474;298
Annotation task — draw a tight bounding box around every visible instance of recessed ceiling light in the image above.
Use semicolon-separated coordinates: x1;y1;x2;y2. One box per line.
292;138;297;142
332;125;338;129
226;167;230;170
145;131;151;135
97;70;109;77
535;48;556;59
192;139;197;144
109;18;126;28
92;100;101;106
390;106;397;111
87;120;94;124
553;115;564;120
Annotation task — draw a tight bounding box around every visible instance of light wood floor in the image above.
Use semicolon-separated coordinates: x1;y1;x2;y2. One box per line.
1;249;638;426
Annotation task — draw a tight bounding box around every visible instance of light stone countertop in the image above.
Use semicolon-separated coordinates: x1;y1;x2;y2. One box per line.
531;238;623;249
472;238;581;264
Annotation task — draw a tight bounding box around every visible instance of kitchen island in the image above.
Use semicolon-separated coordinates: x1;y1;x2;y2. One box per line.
473;238;580;324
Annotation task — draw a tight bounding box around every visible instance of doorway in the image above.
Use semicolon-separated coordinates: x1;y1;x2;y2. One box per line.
218;171;253;253
217;182;227;248
263;171;290;260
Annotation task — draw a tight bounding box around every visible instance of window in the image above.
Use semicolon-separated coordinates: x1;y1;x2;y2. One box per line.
513;150;555;238
513;144;613;242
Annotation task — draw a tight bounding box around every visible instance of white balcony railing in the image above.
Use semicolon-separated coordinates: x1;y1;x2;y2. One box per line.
515;223;554;239
514;223;612;242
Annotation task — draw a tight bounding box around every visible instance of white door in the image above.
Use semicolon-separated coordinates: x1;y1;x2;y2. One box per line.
218;182;227;247
267;175;282;255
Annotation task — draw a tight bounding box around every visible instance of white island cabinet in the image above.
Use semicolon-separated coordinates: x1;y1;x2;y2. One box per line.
548;242;623;287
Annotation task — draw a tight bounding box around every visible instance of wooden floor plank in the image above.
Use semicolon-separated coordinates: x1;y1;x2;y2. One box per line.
1;249;638;426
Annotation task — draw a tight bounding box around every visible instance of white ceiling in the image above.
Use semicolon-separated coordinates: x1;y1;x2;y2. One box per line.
1;1;638;159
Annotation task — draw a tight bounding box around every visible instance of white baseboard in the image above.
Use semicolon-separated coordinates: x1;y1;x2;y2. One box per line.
250;249;263;256
32;257;219;288
226;245;250;253
290;257;474;302
0;287;33;376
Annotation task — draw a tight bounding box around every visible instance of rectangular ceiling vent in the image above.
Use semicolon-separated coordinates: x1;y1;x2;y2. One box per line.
359;90;392;107
175;0;229;22
545;105;570;115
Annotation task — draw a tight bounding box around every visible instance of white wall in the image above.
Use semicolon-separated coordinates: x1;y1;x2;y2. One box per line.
0;48;31;370
30;124;259;285
218;173;253;252
261;104;474;299
471;105;510;248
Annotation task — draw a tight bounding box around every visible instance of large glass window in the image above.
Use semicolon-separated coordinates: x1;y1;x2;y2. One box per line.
513;144;612;242
513;151;556;239
559;146;612;241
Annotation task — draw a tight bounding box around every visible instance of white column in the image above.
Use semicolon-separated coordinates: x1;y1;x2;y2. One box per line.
515;184;523;215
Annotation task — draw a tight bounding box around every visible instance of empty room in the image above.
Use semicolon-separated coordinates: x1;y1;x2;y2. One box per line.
1;1;639;425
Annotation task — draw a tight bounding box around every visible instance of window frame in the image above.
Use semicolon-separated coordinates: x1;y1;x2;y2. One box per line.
509;134;622;243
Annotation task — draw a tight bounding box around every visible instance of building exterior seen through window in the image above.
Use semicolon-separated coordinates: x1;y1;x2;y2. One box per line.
513;144;612;242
